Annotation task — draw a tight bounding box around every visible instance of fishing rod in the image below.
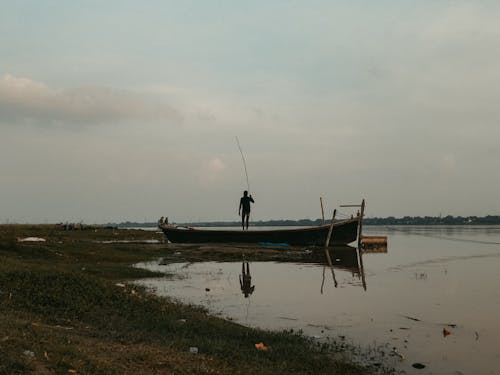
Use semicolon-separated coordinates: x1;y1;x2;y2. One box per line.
235;136;250;193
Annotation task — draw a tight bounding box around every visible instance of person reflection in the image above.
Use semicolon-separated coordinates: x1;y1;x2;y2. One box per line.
239;261;255;298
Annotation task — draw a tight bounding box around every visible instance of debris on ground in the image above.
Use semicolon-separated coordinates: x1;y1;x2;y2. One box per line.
255;342;269;351
401;315;421;322
17;237;46;242
23;350;35;358
389;348;404;360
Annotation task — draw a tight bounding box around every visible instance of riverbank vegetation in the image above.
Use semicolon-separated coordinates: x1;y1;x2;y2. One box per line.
0;225;391;374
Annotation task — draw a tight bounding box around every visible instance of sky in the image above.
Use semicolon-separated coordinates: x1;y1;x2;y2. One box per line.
1;0;500;223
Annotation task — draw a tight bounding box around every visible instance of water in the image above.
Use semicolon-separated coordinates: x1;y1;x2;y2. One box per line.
135;226;500;374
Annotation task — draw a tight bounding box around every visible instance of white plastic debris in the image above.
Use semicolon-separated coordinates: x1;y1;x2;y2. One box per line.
189;347;199;354
17;237;46;242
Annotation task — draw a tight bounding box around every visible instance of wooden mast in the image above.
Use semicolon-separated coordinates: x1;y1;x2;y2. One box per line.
357;198;365;249
324;209;336;247
324;209;338;287
320;197;325;225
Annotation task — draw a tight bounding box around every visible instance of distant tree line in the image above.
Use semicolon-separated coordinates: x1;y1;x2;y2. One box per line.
364;215;500;225
107;215;500;228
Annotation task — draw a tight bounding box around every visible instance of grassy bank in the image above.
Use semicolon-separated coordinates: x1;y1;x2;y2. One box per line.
0;225;390;374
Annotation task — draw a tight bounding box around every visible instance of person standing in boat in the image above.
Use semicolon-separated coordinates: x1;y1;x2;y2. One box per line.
238;190;254;230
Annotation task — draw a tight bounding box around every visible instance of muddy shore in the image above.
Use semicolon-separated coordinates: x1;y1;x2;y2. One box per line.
0;225;393;374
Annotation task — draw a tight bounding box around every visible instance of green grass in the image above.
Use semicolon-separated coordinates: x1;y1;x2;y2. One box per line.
0;225;392;374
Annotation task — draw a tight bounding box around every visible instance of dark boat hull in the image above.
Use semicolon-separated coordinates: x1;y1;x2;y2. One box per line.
161;218;359;246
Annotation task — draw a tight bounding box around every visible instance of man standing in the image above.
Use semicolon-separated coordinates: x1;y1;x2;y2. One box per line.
238;190;254;230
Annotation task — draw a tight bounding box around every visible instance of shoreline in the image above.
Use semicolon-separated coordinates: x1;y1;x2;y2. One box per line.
0;225;393;374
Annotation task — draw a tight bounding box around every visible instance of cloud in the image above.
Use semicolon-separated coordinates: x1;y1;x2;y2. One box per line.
0;74;181;126
421;2;500;43
199;157;227;185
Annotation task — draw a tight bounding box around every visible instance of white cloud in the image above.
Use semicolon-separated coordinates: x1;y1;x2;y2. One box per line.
199;157;227;186
0;74;181;126
421;3;500;43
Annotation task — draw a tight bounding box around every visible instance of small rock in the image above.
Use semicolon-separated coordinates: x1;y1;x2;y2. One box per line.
412;363;426;369
205;288;210;292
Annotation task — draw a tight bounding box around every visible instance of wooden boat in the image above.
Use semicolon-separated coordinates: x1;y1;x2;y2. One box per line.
159;217;360;246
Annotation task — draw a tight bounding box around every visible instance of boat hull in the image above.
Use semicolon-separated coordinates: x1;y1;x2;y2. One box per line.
160;218;359;246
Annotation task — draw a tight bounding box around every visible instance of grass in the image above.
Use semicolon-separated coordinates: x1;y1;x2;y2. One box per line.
0;225;392;374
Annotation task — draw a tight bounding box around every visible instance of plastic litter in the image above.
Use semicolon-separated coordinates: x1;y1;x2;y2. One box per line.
257;242;289;247
255;342;268;351
189;347;198;354
17;237;46;242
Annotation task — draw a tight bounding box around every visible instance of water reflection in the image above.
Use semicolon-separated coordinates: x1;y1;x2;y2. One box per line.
320;245;387;292
135;226;500;374
239;261;255;298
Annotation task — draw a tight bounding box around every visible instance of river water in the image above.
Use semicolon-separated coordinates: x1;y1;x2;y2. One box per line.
135;225;500;374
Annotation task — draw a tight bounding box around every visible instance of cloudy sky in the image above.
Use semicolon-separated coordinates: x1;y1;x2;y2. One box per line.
1;1;499;223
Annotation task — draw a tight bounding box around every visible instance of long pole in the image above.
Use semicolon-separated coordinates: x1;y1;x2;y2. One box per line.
320;197;325;224
325;209;337;247
324;209;338;288
235;136;250;193
357;199;365;249
324;247;338;288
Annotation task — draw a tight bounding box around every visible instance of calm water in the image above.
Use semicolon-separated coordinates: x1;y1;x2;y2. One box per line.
135;226;500;374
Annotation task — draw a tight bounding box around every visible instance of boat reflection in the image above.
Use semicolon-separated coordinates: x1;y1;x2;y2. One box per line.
322;246;364;291
236;244;388;298
321;244;388;292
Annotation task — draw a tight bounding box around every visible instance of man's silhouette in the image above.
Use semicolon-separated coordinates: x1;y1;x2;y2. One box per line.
239;261;255;298
238;190;254;230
